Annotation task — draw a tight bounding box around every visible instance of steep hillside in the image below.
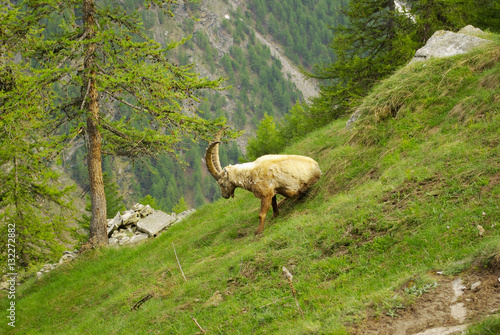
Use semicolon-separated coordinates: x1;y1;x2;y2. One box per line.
2;34;499;334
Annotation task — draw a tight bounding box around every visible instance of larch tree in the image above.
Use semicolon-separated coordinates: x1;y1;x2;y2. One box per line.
3;0;234;249
1;2;75;267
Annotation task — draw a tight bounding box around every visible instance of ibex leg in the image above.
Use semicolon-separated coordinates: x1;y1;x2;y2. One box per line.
256;196;272;234
272;195;279;218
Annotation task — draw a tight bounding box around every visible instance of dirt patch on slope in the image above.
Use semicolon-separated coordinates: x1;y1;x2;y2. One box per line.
350;266;500;335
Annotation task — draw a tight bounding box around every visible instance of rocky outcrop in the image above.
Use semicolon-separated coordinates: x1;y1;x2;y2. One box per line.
136;210;178;237
410;25;490;63
107;203;194;246
253;29;319;101
18;204;195;282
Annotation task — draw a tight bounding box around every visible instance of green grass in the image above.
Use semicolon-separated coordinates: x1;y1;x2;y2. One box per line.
2;41;500;334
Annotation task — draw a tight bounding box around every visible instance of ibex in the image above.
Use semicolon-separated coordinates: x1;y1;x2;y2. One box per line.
205;138;321;234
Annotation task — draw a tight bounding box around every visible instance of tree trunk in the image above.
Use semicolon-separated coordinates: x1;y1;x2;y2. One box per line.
387;0;396;42
84;0;107;246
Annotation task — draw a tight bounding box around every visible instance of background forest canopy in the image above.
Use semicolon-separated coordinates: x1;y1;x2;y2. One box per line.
1;0;499;267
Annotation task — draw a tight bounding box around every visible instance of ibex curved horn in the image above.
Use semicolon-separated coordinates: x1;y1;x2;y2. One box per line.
205;141;222;180
205;130;224;180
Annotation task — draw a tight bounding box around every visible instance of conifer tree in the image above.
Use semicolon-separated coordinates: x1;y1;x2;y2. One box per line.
307;0;418;125
172;196;188;214
1;3;74;266
2;0;234;248
246;114;282;160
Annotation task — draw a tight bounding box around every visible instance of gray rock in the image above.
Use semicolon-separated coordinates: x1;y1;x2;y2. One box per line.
118;236;131;245
58;253;76;264
124;233;149;245
471;281;481;291
107;212;123;236
139;204;154;217
346;108;362;129
136;210;177;236
410;26;490;63
132;203;145;212
122;210;140;225
176;209;195;221
113;230;132;239
459;25;486;37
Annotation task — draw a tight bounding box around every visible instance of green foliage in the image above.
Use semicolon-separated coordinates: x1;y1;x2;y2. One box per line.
1;0;243;246
248;0;338;70
139;194;159;210
277;102;314;144
130;140;241;212
0;5;75;268
466;315;500;335
408;0;500;38
246;113;283;160
307;0;420;125
172;196;188;214
246;101;326;158
103;174;127;218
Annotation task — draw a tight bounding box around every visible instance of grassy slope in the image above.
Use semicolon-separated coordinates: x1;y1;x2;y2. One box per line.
3;40;500;334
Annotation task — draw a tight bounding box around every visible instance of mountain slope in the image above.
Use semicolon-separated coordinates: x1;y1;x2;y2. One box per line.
2;35;499;334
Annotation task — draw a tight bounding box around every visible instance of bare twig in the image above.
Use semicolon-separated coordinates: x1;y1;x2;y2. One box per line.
282;266;304;319
104;89;150;114
154;255;180;285
131;293;153;311
80;79;92;111
190;315;206;334
173;242;187;283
